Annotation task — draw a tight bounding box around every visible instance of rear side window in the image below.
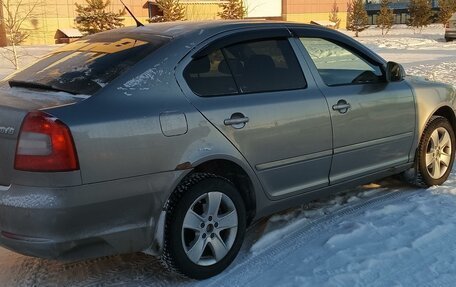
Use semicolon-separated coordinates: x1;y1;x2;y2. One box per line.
184;49;238;96
184;38;306;97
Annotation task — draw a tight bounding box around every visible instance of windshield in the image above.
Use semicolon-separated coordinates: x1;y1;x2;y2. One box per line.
3;33;170;95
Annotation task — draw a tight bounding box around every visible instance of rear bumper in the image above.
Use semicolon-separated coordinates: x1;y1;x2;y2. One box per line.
0;170;184;260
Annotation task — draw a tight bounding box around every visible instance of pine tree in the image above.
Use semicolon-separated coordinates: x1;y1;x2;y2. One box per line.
218;0;246;20
149;0;186;22
377;0;394;35
438;0;456;26
75;0;125;35
346;0;369;37
407;0;433;32
329;0;341;29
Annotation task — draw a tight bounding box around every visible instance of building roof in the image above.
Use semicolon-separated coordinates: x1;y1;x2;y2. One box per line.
56;28;83;38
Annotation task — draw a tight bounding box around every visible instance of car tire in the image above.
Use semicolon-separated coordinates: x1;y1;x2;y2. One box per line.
160;173;246;279
411;116;455;187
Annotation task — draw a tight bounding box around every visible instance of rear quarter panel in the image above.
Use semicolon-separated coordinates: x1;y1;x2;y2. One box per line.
46;39;264;195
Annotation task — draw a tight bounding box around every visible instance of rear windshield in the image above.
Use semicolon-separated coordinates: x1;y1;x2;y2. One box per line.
5;33;169;95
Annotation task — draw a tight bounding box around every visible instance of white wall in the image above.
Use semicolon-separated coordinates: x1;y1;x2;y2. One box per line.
245;0;282;18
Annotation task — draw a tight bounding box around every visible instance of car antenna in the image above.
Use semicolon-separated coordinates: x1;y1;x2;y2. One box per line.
119;0;144;27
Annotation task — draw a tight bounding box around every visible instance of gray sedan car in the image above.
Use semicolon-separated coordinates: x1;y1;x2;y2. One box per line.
0;21;455;279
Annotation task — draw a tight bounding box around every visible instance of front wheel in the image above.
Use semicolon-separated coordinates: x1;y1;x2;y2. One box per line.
161;173;246;279
416;116;455;186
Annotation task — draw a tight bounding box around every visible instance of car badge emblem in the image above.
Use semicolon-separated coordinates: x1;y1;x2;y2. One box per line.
0;126;15;135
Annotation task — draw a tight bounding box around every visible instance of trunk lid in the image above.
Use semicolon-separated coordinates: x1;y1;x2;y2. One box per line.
0;85;84;186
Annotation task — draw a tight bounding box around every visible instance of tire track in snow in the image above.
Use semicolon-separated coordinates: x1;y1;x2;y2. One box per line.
198;190;417;287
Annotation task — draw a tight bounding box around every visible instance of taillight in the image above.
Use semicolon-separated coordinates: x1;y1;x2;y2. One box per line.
15;111;79;172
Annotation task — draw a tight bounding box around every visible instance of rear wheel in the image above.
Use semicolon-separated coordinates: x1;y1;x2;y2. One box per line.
415;116;455;187
160;173;246;279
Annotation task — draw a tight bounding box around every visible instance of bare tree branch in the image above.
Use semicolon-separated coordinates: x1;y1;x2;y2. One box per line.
1;0;42;69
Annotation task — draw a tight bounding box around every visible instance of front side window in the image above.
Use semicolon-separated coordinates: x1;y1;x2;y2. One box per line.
184;38;307;97
300;38;383;86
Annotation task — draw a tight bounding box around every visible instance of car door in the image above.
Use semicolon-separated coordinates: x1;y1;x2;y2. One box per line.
293;30;416;184
176;29;333;199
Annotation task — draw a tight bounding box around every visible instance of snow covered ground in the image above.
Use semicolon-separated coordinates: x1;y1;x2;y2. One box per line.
202;177;456;287
3;177;456;287
1;24;456;286
350;24;456;88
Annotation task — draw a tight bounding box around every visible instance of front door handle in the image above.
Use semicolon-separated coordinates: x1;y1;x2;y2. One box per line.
224;113;249;129
332;100;351;114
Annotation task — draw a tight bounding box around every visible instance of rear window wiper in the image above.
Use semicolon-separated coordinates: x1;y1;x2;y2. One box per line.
8;80;77;95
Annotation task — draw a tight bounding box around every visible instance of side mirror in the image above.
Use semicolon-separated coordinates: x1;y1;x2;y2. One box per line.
386;61;406;82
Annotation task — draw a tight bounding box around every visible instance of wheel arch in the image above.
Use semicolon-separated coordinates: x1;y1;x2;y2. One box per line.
191;159;257;225
419;105;456;144
146;155;261;256
433;105;456;133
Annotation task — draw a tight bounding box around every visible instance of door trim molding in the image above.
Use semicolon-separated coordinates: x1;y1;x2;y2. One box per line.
334;132;414;155
256;149;332;171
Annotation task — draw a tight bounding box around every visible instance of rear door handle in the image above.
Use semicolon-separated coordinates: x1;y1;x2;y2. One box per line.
224;118;249;125
224;113;249;129
332;100;351;114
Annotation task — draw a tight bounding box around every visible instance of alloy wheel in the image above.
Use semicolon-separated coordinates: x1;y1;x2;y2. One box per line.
425;127;452;179
181;191;238;266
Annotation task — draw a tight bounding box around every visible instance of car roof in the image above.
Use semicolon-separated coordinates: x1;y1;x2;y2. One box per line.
96;20;317;39
88;19;386;66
